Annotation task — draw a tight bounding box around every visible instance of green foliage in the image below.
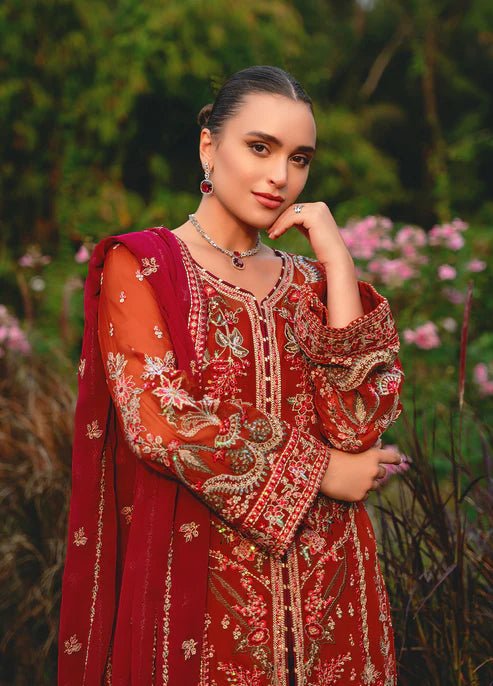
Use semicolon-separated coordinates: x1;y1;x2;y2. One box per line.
2;0;493;257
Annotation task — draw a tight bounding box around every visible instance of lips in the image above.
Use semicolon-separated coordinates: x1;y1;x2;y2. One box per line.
252;192;284;209
253;192;284;202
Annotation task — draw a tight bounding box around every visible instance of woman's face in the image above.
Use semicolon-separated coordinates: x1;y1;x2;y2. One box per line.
202;92;317;229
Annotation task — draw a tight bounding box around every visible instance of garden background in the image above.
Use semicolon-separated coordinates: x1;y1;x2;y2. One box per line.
1;0;492;684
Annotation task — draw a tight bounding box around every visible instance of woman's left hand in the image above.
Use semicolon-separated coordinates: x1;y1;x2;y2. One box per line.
267;201;351;268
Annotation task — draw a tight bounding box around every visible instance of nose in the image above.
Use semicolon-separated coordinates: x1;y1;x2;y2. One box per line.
268;158;288;189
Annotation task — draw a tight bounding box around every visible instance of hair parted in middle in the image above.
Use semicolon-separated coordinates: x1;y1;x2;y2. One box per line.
196;65;313;139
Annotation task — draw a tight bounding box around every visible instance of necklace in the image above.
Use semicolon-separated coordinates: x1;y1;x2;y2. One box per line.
188;213;261;270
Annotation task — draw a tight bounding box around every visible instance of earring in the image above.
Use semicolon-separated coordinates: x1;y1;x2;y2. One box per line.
200;162;214;195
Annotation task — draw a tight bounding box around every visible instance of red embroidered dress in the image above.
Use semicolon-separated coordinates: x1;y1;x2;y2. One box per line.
94;235;403;685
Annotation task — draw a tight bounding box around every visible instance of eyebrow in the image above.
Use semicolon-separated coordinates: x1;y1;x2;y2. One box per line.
245;130;316;154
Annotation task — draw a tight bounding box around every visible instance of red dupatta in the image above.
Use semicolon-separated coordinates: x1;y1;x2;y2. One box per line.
58;227;211;685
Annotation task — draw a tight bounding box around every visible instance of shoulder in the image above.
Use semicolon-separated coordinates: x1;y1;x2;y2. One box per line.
281;249;326;285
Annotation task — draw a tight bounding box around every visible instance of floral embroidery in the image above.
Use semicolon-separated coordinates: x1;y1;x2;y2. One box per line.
308;652;352;685
86;419;103;439
119;290;126;303
121;505;133;524
109;322;114;337
97;242;403;685
179;521;200;541
217;662;266;685
182;638;198;660
78;357;86;377
135;256;159;281
64;634;82;655
73;527;88;546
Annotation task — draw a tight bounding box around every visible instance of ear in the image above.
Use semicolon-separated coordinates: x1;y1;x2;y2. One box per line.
199;128;214;171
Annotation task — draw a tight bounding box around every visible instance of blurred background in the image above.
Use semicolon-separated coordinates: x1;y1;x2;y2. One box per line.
1;1;492;684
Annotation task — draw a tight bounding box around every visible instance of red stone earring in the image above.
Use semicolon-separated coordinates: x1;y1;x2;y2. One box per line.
200;162;214;195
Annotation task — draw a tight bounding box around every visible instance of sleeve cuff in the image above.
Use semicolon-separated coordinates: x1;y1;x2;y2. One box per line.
293;280;400;366
241;429;330;558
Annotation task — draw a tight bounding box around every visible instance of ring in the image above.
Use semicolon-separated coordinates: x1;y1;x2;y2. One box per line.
294;204;303;214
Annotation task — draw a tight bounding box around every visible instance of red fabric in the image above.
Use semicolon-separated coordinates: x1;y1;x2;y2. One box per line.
59;226;405;685
58;227;210;685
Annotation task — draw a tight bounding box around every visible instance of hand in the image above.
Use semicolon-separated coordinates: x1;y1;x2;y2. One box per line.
267;201;351;268
319;444;402;502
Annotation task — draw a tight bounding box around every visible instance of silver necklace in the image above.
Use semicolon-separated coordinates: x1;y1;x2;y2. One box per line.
188;213;261;270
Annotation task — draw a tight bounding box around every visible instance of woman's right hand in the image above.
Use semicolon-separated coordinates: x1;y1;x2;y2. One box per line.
319;443;402;502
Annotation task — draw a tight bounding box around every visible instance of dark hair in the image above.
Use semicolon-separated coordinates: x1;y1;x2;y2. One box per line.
196;65;313;138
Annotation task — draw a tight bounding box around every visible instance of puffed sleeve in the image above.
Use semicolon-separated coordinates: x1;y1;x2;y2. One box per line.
97;243;332;558
293;281;405;452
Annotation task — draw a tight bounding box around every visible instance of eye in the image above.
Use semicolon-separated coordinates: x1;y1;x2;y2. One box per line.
249;143;268;154
249;143;310;167
292;155;310;167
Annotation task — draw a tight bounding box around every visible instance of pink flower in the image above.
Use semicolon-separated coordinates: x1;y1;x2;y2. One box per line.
370;258;415;286
438;264;457;280
466;259;486;272
473;363;489;384
442;287;465;304
403;321;441;349
339;215;395;259
452;218;468;231
473;364;493;396
428;222;465;250
448;234;465;250
395;225;427;247
440;317;457;332
75;245;91;263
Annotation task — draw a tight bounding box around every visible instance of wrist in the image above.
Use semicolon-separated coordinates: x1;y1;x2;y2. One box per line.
321;251;355;273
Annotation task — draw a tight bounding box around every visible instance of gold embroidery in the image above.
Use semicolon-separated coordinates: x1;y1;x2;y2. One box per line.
78;357;86;377
350;505;380;685
135;256;159;281
83;448;107;677
182;638;198;660
161;527;174;685
64;634;82;655
85;419;103;440
179;521;200;541
120;505;133;524
73;527;88;546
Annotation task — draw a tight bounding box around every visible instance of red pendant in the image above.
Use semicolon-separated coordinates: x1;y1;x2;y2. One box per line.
232;251;245;270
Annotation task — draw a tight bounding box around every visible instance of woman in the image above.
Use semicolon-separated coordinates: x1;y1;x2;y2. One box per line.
58;65;404;686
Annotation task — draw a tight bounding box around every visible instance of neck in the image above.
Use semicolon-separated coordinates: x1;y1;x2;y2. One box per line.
190;196;261;252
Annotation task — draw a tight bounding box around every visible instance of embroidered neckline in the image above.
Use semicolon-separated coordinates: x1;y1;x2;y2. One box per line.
175;234;291;307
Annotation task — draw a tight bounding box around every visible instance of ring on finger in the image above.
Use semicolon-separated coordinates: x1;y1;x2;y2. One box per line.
294;204;304;214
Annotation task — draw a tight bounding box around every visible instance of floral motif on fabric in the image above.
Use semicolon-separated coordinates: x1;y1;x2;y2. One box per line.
135;256;159;281
73;527;88;546
86;419;103;439
64;634;82;655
